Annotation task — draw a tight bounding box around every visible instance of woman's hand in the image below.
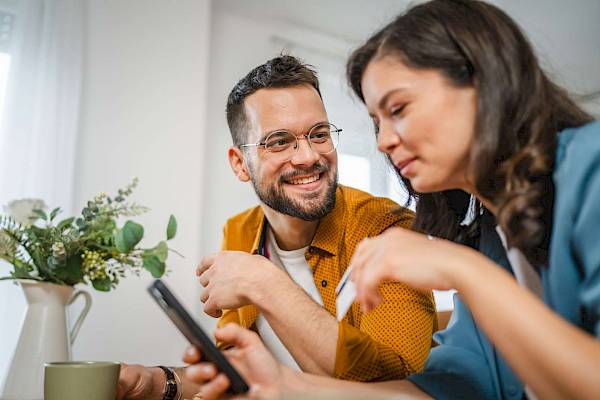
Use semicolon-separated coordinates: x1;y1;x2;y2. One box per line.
350;227;470;312
184;323;287;399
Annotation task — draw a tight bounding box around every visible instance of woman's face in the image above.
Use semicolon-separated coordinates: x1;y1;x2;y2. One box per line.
361;55;477;193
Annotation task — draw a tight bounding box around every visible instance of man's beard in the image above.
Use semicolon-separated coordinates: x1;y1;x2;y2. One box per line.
250;162;337;221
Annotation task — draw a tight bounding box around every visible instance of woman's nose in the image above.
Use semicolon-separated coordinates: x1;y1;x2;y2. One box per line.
377;121;401;155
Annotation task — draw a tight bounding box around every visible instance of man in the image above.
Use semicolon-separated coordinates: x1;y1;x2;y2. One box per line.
117;55;435;400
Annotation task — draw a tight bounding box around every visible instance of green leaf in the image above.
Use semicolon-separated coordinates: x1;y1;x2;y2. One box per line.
149;241;168;263
92;277;111;291
82;208;92;220
10;260;35;279
166;215;177;240
57;217;75;231
115;221;144;253
143;254;165;278
33;209;47;221
49;207;61;222
63;255;84;285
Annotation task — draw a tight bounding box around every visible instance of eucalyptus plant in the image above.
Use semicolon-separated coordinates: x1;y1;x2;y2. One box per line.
0;178;179;291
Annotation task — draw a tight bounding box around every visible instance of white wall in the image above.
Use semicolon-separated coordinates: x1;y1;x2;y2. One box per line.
200;11;270;267
68;0;211;366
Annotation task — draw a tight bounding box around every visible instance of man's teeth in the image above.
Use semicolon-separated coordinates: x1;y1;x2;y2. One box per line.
289;174;320;185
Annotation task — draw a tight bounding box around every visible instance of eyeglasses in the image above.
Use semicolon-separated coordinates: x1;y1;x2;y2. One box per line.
239;122;341;162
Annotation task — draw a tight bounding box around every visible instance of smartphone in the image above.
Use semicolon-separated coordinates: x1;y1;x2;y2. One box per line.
147;279;249;394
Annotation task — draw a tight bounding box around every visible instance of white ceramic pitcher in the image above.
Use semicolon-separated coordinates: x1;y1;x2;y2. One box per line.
0;279;91;400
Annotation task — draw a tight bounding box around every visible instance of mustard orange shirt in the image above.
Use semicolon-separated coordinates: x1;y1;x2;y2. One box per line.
217;185;436;381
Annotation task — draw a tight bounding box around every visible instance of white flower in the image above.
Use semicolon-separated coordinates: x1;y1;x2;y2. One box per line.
4;199;47;226
51;242;66;258
94;192;108;204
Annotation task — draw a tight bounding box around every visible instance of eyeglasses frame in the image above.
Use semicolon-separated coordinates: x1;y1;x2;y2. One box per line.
237;123;342;159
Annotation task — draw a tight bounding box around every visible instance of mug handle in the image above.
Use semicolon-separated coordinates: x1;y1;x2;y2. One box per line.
68;290;92;345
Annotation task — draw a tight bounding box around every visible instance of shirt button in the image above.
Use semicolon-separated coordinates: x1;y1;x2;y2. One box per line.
507;385;517;396
321;280;328;288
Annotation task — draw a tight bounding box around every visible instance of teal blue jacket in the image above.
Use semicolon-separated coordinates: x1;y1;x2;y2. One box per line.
408;121;600;399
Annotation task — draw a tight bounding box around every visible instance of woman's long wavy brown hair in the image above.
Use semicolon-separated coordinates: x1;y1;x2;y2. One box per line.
347;0;593;266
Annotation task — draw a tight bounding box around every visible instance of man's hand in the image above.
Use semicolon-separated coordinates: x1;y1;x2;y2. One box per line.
116;364;165;400
184;324;287;399
197;251;285;318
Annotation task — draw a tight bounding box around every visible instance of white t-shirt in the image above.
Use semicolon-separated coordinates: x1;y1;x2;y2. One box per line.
496;226;542;400
496;226;543;299
255;228;324;371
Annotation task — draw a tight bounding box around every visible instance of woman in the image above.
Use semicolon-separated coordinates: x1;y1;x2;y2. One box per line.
186;1;600;398
346;0;599;398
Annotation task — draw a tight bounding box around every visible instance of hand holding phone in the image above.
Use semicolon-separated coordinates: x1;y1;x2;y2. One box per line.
147;279;249;395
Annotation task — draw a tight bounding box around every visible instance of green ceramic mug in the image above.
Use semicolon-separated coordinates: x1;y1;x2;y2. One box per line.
44;361;121;400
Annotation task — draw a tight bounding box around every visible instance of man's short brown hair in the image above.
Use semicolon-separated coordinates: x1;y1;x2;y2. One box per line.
226;55;321;146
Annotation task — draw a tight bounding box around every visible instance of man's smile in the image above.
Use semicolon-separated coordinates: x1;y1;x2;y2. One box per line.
286;173;320;185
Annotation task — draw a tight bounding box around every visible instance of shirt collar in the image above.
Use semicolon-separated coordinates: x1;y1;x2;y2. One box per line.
250;208;267;255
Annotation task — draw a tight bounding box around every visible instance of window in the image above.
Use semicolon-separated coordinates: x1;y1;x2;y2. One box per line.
338;154;371;193
0;7;14;125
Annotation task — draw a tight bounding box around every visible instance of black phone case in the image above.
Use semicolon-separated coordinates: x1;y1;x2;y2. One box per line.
147;279;249;394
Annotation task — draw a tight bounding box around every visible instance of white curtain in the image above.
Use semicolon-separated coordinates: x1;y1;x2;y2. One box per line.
0;0;83;212
0;0;83;387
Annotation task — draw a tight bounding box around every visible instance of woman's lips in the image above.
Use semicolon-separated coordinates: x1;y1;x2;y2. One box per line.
395;157;417;176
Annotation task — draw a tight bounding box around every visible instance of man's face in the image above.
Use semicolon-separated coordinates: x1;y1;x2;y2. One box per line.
242;85;338;221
